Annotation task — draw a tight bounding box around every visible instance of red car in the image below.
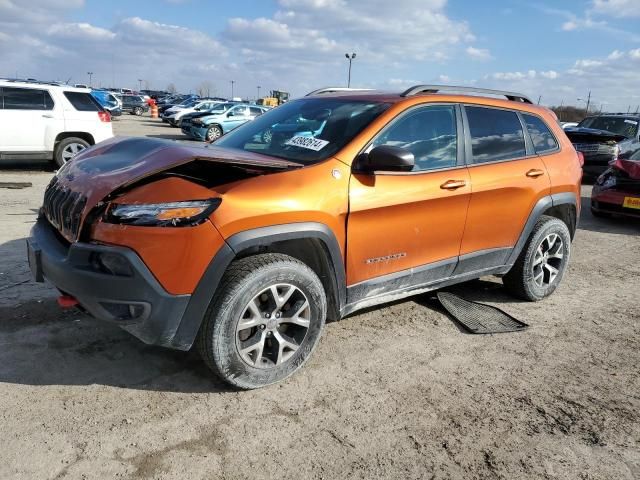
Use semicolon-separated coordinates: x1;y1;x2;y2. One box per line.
591;158;640;218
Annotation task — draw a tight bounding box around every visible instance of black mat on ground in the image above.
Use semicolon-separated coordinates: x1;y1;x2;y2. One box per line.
436;292;528;334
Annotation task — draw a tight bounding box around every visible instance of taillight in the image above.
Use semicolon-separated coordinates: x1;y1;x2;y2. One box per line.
98;111;111;123
577;151;584;167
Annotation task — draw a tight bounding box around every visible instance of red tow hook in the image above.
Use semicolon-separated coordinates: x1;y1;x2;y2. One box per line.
57;295;79;309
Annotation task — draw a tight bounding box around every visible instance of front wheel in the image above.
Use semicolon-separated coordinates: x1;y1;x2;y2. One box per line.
503;215;571;301
205;125;223;142
133;106;144;116
197;253;327;389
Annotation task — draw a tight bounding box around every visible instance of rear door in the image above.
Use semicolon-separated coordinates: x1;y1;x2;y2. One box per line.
0;86;56;151
455;105;551;272
347;104;470;287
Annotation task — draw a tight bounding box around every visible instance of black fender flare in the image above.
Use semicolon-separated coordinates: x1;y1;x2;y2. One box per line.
169;222;345;350
505;192;578;266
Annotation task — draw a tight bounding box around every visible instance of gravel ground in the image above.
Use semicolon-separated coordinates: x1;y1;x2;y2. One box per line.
0;115;639;479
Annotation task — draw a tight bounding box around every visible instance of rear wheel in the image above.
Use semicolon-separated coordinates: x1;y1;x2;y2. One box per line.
206;125;223;142
503;215;571;301
197;254;326;389
54;137;89;167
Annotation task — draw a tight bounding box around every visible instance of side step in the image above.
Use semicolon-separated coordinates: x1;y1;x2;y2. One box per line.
436;292;528;334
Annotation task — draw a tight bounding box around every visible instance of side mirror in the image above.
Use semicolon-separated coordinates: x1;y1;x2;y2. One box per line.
227;111;235;117
355;145;414;173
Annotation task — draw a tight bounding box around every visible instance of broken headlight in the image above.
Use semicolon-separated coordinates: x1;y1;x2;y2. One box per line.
103;199;221;227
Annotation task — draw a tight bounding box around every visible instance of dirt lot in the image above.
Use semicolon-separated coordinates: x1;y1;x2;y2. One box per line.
1;115;639;479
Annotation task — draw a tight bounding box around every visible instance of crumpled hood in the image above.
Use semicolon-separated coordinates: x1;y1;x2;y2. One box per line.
52;137;299;234
611;158;640;180
564;127;628;144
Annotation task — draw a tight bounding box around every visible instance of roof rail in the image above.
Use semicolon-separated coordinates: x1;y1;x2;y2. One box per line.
305;87;376;96
400;84;533;104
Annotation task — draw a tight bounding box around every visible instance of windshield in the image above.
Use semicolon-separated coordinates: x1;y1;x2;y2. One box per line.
215;98;390;163
179;98;199;107
578;116;639;138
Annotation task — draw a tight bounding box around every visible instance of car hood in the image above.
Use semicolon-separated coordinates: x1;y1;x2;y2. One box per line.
611;158;640;180
53;137;301;239
564;127;628;144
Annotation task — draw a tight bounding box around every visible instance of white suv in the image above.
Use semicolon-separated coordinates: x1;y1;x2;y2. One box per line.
0;80;114;166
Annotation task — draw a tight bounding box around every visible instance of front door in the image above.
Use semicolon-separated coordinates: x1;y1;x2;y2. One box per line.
347;104;470;297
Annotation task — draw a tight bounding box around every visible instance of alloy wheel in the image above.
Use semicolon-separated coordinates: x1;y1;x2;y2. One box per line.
235;283;311;369
207;126;222;141
532;233;564;288
61;143;87;163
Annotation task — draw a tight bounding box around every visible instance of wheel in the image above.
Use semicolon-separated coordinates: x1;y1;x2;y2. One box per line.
503;215;571;301
133;106;143;116
197;253;326;389
262;128;273;143
54;137;89;167
206;125;223;142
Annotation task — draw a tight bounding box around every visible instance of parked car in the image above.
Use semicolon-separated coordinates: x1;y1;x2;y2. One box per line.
158;95;200;114
163;100;226;127
91;90;122;117
0;80;113;166
27;85;581;388
180;102;235;133
185;104;267;141
565;114;640;177
591;155;640;218
117;94;150;116
161;98;210;123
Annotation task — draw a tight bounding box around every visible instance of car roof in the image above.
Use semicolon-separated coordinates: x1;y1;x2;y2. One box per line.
0;79;91;92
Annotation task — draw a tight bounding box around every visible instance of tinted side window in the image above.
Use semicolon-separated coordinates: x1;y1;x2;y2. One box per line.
523;114;558;154
3;87;54;110
372;105;457;172
64;92;101;111
466;106;526;163
250;107;264;116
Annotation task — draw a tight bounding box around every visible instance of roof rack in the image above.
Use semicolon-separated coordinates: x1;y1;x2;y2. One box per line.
305;87;376;96
400;84;533;104
2;78;67;87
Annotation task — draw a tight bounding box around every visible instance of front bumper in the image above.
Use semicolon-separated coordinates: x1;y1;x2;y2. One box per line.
28;216;192;348
591;188;640;218
189;125;209;141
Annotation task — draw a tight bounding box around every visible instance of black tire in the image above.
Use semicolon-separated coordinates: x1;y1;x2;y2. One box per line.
503;215;571;301
197;253;327;389
133;106;143;116
206;125;223;142
53;137;90;168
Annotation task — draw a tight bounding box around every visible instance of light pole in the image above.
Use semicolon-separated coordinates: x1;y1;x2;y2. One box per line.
230;80;235;99
345;53;356;88
87;71;93;87
138;79;143;92
257;85;261;100
578;91;591;114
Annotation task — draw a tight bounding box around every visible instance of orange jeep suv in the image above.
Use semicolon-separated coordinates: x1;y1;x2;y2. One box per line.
27;85;582;388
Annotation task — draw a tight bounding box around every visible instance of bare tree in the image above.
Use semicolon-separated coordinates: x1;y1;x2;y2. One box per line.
166;83;177;94
196;81;216;98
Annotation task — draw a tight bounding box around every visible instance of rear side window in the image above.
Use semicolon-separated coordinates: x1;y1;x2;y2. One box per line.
372;105;458;172
2;87;54;110
465;106;526;163
250;107;265;116
64;92;102;111
522;114;558;154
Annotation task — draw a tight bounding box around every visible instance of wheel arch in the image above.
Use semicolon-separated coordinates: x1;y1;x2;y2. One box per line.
506;193;578;266
54;132;95;147
169;222;346;350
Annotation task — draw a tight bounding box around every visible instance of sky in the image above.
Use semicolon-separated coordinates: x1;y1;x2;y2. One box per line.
1;0;639;111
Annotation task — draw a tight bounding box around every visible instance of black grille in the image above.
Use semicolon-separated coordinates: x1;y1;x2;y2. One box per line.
42;176;87;240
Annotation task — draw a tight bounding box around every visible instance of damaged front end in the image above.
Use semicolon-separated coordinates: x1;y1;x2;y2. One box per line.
564;127;627;177
591;159;640;218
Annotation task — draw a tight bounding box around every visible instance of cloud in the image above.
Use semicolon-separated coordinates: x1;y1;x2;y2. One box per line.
591;0;640;18
466;46;492;61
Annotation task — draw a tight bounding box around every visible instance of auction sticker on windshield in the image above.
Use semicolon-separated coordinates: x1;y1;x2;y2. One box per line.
285;136;329;151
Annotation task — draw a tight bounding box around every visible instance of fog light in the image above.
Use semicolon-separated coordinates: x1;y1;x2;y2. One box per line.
90;252;133;276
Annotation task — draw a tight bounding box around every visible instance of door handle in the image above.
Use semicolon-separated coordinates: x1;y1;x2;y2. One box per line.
440;180;467;190
526;169;545;178
42;114;54;118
